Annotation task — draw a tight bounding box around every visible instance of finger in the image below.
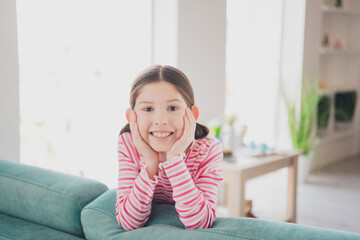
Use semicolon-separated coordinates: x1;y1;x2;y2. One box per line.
186;108;195;138
184;113;191;140
187;107;196;122
130;112;140;138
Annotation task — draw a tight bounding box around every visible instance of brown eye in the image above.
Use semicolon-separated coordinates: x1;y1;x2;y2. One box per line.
144;107;153;112
168;106;178;111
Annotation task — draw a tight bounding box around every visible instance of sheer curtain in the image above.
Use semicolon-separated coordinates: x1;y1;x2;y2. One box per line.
17;0;151;188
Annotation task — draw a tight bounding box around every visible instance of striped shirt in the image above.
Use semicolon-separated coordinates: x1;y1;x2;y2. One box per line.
115;132;223;231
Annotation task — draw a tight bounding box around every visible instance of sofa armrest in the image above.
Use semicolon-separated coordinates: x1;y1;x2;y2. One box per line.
0;159;108;238
81;189;360;240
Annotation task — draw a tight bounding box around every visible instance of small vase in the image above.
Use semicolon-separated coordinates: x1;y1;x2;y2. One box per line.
298;154;312;183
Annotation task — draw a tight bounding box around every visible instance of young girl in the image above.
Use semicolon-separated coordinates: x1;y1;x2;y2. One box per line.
115;65;223;231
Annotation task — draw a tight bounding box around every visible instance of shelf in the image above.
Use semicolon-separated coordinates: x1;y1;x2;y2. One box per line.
317;128;355;145
322;5;360;16
319;86;359;95
319;48;360;56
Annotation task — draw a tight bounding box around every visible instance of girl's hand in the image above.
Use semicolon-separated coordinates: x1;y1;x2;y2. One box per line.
167;107;196;162
129;111;159;178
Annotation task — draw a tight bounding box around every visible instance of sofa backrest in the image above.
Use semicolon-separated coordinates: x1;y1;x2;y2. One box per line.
0;159;108;238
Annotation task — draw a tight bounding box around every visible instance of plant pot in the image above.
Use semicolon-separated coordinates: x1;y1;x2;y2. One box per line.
297;154;312;183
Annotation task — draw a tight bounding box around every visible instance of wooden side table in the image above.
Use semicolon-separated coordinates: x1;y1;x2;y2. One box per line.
222;150;301;222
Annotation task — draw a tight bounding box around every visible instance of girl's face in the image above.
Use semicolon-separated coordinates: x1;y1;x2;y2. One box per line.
134;81;188;152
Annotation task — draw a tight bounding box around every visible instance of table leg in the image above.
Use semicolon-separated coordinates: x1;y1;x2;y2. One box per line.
227;172;246;217
286;157;298;223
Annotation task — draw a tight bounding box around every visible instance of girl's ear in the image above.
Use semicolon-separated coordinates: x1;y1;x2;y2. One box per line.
191;105;199;121
126;108;131;122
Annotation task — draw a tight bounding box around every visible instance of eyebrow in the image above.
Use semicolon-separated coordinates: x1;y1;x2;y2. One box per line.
138;99;182;104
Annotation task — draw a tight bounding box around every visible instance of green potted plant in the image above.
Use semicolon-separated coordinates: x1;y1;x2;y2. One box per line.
317;95;331;136
282;79;321;182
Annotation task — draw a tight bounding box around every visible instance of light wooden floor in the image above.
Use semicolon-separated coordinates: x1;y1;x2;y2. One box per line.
218;154;360;234
297;155;360;233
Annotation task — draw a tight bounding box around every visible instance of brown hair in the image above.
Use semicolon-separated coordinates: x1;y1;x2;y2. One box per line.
120;65;209;139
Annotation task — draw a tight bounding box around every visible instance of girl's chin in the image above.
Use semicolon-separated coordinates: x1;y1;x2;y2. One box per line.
148;141;172;152
150;144;171;153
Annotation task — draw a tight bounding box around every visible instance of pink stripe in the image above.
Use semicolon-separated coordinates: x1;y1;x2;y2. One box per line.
166;168;187;178
204;215;210;228
197;175;223;181
121;134;134;162
123;202;144;223
118;177;136;181
182;192;202;205
201;189;216;197
172;178;192;188
119;207;135;230
198;150;222;169
186;220;201;229
128;199;149;214
119;168;136;172
197;167;222;181
173;188;196;199
170;157;183;168
117;186;131;190
139;172;153;189
118;158;133;164
196;181;218;187
179;202;205;219
135;182;152;199
132;187;151;206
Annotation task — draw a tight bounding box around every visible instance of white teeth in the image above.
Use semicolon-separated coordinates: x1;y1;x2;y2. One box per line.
153;132;171;138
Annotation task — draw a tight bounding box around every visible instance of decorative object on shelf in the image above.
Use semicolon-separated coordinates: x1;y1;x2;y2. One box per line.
335;0;342;8
222;114;248;154
334;91;357;130
333;39;343;50
222;115;237;153
238;125;247;147
242;141;275;157
319;81;327;90
208;119;222;141
281;78;320;182
317;95;331;137
322;33;330;47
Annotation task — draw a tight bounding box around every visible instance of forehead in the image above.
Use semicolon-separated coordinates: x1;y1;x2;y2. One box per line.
136;81;186;104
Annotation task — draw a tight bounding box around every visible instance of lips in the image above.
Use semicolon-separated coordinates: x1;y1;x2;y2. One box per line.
150;131;174;140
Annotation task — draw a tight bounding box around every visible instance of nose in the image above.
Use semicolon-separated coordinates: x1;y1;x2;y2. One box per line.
154;111;167;126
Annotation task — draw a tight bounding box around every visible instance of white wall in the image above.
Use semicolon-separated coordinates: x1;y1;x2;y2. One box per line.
152;0;178;66
0;0;20;162
151;0;226;125
178;0;226;125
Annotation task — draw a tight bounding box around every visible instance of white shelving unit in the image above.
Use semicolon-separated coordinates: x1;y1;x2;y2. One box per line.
318;0;360;142
303;0;360;168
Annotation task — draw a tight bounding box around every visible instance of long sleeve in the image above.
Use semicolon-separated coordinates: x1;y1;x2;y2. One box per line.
115;133;158;231
161;139;223;229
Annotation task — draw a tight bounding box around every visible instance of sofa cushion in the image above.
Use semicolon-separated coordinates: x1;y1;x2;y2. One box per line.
0;213;84;240
81;189;360;240
0;159;108;238
81;189;185;239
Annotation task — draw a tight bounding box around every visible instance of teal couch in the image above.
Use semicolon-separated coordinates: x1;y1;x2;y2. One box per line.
1;159;359;240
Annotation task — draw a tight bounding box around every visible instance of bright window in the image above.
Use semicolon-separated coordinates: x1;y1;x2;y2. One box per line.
17;0;152;187
225;0;283;148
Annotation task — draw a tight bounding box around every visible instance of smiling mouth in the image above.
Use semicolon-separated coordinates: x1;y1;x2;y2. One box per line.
150;132;174;138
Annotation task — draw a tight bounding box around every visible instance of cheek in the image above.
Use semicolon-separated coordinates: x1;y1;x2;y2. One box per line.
172;113;185;133
136;116;150;136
